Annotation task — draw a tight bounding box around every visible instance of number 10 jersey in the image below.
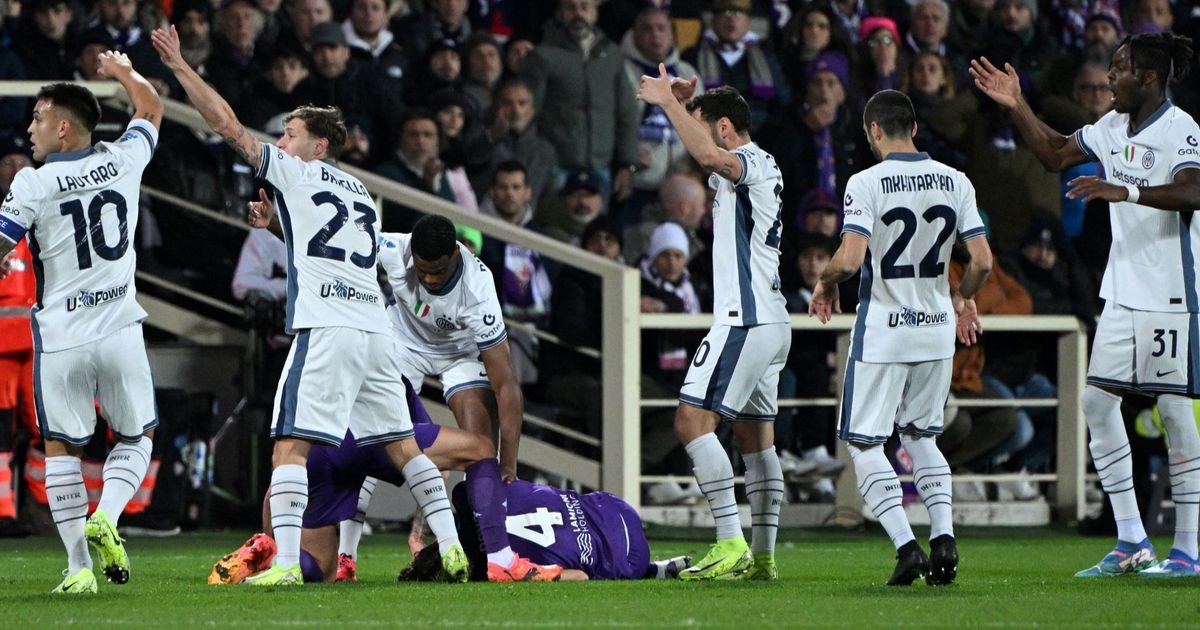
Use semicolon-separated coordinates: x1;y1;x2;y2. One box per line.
256;143;389;335
841;152;986;364
0;119;156;352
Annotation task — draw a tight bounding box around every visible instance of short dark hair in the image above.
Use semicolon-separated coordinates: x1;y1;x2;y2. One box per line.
1124;33;1194;90
495;76;534;98
492;160;528;185
36;83;101;134
685;86;751;134
411;214;458;260
285;105;347;158
863;89;916;139
397;107;437;132
686;85;748;133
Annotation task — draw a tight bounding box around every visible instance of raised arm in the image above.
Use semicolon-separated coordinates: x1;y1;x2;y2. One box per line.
97;51;163;130
969;57;1087;172
637;64;743;182
150;25;261;167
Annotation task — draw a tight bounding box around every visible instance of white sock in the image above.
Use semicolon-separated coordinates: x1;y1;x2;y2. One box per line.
268;464;307;569
901;433;954;540
742;447;784;555
45;456;92;573
849;443;915;549
1159;394;1200;558
338;476;378;560
1082;386;1147;543
96;436;152;525
402;455;459;553
685;433;742;541
487;547;517;568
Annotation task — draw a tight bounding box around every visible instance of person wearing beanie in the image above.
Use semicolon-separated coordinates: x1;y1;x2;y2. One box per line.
859;16;903;96
1037;5;1125;103
12;0;77;81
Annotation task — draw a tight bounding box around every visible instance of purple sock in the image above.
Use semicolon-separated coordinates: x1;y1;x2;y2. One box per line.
299;549;325;583
465;458;510;555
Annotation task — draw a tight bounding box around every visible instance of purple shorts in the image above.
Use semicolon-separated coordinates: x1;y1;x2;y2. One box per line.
303;380;438;529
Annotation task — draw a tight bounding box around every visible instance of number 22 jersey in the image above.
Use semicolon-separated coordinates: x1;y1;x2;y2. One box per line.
841;152;985;364
256;143;388;334
0;119;156;352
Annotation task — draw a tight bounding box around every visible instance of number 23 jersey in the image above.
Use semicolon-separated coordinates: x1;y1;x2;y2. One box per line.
256;143;388;334
841;152;985;364
0;119;156;352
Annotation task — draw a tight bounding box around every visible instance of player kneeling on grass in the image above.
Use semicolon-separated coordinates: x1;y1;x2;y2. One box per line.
210;379;562;584
398;481;691;582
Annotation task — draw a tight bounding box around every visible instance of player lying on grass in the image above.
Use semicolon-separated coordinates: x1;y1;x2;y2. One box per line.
210;378;562;584
397;481;692;582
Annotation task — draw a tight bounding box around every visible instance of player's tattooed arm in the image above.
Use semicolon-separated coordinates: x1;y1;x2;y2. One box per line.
152;25;260;166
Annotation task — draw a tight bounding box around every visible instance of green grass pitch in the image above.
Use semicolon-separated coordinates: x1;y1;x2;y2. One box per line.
3;527;1199;628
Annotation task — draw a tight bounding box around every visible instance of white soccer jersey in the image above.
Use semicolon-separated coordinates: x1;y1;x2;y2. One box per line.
377;232;507;358
0;119;156;352
1073;101;1200;312
256;143;389;333
708;142;789;326
841;151;986;364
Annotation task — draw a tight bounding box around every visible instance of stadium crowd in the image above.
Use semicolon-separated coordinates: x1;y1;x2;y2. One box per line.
1;0;1200;533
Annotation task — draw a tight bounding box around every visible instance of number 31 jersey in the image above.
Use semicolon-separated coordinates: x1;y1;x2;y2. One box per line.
256;143;388;335
841;152;985;364
0;119;156;352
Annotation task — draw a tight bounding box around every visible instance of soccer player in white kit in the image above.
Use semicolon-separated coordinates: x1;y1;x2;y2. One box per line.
638;68;791;581
810;90;992;586
0;53;162;595
151;25;468;585
972;32;1200;577
334;214;557;582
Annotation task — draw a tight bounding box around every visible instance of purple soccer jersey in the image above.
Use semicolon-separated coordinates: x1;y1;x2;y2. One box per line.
500;481;651;580
303;377;437;529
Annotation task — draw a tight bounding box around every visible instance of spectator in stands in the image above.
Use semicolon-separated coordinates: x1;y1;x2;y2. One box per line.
481;77;559;206
796;189;843;238
776;232;844;497
901;51;966;169
621;7;704;213
947;0;994;64
1037;8;1123;102
342;0;409;83
374;108;456;232
173;0;215;73
1003;211;1096;327
543;216;623;437
778;3;855;94
538;169;607;244
12;0;75;81
760;52;870;229
231;230;289;305
941;242;1027;500
246;46;309;130
683;0;790;134
462;33;503;111
981;0;1061;83
1040;62;1112;240
279;0;332;55
430;90;481;210
205;0;266;121
480;161;554;327
907;0;951;56
394;0;474;61
858;16;903;97
408;37;465;104
254;0;286;48
83;0;160;71
295;22;402;157
502;34;535;74
522;0;640;205
1131;0;1174;33
623;173;707;264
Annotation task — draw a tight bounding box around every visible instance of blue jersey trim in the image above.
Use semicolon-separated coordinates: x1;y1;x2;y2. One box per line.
851;250;873;361
842;224;871;239
1073;129;1099;162
734;152;750;186
882;151;930;162
734;185;757;325
0;215;26;243
274;330;311;438
1128;99;1171;137
1173;162;1200;179
703;327;749;412
27;230;44;350
272;426;345;446
476;330;508;352
355;430;416;446
44;147;95;163
838;359;856;441
121;124;156;154
444;380;491;402
270;185;299;331
959;226;987;241
257;142;272;179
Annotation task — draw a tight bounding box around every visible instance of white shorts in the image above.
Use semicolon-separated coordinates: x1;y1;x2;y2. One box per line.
397;350;490;402
271;327;413;446
679;323;790;420
1088;302;1200;396
837;358;952;446
34;324;157;446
